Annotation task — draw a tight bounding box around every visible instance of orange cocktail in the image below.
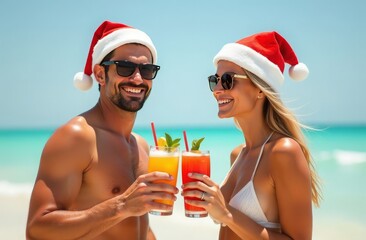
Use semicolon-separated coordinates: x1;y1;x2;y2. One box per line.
181;150;210;218
148;146;180;216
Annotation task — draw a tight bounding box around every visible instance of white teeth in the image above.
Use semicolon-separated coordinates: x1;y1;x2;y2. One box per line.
124;87;142;93
218;99;232;105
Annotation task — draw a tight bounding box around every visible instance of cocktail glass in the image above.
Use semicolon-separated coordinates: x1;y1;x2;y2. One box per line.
148;146;180;216
181;150;210;218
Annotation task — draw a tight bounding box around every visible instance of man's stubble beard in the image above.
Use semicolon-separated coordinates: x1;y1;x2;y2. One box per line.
107;77;151;113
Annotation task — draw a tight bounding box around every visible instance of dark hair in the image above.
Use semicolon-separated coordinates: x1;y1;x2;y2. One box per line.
98;50;115;91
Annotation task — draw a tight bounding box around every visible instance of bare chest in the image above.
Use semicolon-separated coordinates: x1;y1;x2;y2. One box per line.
76;132;145;206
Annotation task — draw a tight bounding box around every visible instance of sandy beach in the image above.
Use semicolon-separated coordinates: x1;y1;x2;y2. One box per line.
0;192;219;240
1;191;366;240
0;193;31;240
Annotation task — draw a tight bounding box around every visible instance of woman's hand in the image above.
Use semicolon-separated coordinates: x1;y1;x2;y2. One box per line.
181;173;232;225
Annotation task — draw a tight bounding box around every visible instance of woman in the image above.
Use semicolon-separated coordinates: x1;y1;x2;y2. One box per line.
182;31;321;240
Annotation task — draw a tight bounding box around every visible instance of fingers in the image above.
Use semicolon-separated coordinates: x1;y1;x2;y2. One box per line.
200;191;206;201
135;171;179;204
140;191;178;215
183;192;211;210
138;171;174;182
181;189;211;202
181;179;215;196
121;172;180;217
149;201;174;212
145;191;178;203
120;190;177;217
136;172;179;194
182;181;206;191
181;174;220;205
138;181;179;194
185;172;216;187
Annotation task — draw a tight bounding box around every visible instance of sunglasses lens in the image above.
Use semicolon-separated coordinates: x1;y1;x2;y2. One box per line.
139;65;158;80
109;61;160;80
221;73;233;90
116;62;136;77
208;75;218;91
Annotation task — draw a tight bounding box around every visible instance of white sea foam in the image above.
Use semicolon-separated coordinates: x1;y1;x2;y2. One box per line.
334;150;366;165
314;150;366;165
0;181;33;196
316;151;333;161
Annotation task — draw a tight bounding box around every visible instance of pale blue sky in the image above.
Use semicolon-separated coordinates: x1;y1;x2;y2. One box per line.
1;0;365;129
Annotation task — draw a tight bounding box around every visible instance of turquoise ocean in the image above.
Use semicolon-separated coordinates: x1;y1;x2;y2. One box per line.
1;125;366;237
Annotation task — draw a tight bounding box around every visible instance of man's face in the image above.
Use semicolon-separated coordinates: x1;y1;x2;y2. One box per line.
103;44;154;112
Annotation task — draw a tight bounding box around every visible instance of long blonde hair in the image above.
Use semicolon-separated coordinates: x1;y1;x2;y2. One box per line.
245;70;321;206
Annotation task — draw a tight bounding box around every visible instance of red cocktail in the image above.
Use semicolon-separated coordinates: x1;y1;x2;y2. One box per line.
181;150;210;218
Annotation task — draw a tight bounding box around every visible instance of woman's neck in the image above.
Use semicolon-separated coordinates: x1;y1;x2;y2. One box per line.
235;116;272;150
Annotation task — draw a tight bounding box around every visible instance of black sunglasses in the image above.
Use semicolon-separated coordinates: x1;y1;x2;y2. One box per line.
208;72;248;91
101;60;160;80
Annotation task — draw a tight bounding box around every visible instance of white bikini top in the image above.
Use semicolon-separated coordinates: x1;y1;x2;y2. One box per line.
227;132;281;229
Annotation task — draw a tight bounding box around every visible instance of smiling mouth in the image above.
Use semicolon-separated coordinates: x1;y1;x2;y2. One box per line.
218;99;233;105
122;86;144;94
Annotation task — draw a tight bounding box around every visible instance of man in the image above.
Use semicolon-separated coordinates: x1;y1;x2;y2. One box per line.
26;20;178;240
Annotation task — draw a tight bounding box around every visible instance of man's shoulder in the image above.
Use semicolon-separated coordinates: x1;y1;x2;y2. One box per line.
51;116;96;146
131;132;145;142
40;116;96;171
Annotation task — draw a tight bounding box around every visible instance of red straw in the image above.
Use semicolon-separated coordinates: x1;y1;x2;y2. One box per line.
151;122;158;147
183;130;189;151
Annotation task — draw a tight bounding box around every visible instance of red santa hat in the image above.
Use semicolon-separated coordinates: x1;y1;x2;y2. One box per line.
74;20;157;91
213;31;308;91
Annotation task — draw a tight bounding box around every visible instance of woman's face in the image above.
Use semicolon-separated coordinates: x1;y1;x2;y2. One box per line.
213;60;261;119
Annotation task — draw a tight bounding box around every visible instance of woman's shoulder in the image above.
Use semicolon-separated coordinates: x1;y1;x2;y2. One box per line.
270;135;302;155
268;135;308;176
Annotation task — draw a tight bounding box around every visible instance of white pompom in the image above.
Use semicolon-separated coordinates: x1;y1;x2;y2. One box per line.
289;62;309;81
73;72;93;91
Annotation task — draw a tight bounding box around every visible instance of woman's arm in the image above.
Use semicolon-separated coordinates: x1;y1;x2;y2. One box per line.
270;137;313;239
182;138;313;240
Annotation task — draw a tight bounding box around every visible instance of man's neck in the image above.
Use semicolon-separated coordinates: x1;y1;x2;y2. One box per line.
92;99;137;139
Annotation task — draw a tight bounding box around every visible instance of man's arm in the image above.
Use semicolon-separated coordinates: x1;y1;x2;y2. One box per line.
26;119;126;239
133;133;157;240
147;227;157;240
26;119;177;239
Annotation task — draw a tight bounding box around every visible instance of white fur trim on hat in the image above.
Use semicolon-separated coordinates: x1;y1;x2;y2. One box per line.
289;62;309;81
92;28;157;75
213;43;284;91
73;72;93;91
